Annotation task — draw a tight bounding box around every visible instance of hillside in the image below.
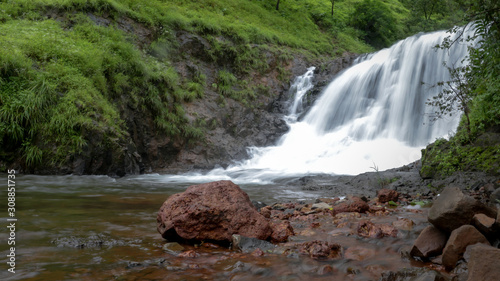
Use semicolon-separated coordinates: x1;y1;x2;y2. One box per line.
0;0;466;175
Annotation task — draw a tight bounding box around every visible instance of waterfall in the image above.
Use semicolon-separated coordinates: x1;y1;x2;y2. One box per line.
166;29;473;184
287;66;316;121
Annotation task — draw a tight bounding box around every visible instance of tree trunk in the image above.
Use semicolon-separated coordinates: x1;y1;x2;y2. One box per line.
276;0;280;11
331;0;335;16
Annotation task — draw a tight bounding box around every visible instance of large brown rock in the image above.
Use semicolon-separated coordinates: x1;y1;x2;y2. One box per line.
157;181;272;242
428;187;496;233
442;225;490;270
465;243;500;281
410;225;448;259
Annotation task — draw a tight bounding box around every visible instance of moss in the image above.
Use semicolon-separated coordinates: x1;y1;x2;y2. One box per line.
420;133;500;179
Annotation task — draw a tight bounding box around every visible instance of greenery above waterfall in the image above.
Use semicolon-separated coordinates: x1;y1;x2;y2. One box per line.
420;0;500;179
0;0;495;174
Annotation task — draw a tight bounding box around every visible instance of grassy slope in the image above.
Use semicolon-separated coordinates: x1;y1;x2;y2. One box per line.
1;0;461;173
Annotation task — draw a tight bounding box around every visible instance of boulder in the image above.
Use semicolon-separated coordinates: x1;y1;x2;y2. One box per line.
377;188;399;203
428;187;496;233
442;225;490;270
410;225;448;259
157;181;272;243
465;243;500;281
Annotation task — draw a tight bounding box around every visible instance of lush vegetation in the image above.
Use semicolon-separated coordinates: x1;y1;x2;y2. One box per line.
420;0;500;178
0;0;470;172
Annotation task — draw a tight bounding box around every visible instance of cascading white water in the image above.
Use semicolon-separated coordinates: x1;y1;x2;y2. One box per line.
165;29;474;184
287;66;316;121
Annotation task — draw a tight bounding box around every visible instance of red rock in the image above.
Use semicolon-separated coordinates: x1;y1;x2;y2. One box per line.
377;188;399;203
299;240;342;260
260;206;272;218
442;225;490;270
410;225;448;258
357;220;397;238
465;243;500;281
157;180;272;242
270;220;294;243
178;250;199;258
251;248;265;257
333;197;369;214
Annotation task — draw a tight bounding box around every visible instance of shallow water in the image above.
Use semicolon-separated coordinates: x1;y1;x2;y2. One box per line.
0;174;436;281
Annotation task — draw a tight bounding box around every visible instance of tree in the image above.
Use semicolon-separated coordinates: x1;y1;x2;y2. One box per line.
331;0;335;16
430;0;500;138
427;65;473;137
350;0;398;48
276;0;280;11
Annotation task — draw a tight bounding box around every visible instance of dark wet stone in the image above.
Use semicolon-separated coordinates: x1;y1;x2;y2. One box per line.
379;267;450;281
231;234;276;253
162;242;185;255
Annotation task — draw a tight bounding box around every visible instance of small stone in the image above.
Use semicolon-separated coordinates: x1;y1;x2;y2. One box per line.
410;225;448;259
345;246;376;261
251;248;265;257
357;220;397;238
299;240;342;260
392;218;414;231
162;242;184;254
231;234;275;253
178;250;199;258
442;225;490;270
311;202;331;210
317;265;335;275
270;220;294;243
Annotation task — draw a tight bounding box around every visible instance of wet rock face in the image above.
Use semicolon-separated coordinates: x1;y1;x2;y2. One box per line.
428;186;496;233
157;181;272;243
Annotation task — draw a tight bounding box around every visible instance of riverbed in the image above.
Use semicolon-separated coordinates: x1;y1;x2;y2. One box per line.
0;173;440;281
